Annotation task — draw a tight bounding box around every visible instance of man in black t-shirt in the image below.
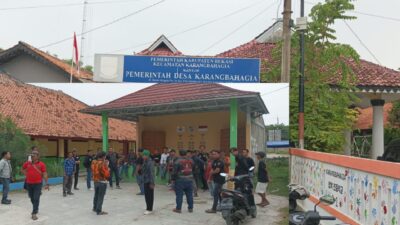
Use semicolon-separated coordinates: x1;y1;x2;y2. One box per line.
72;149;80;190
205;150;225;213
135;149;145;195
255;152;269;207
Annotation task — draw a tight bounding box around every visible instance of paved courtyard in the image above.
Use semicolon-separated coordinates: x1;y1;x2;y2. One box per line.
0;178;287;225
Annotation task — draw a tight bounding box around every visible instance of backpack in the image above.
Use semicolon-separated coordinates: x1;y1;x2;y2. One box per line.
179;159;193;176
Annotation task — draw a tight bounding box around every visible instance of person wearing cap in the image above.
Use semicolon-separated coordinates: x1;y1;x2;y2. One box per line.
255;151;270;207
171;149;194;213
142;149;155;215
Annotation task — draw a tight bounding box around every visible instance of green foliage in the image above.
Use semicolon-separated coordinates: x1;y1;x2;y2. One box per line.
83;65;93;72
267;0;360;152
46;160;64;178
0;115;34;179
265;157;288;197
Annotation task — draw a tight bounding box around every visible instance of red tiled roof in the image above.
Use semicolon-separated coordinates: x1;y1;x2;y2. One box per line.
87;83;258;111
216;39;400;88
0;42;93;81
349;60;400;88
138;46;183;56
355;103;393;130
0;73;135;140
216;40;276;74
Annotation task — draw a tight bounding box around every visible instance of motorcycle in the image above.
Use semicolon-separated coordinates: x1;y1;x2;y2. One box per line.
289;184;336;225
219;167;256;225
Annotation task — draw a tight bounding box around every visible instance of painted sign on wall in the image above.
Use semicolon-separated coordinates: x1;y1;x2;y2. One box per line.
290;150;400;225
94;54;260;83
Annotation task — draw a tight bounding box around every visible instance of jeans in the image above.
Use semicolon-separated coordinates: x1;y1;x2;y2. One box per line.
63;175;73;193
175;178;194;210
120;164;129;178
74;168;80;189
208;181;214;197
27;183;42;214
212;183;223;210
109;166;120;187
200;170;208;190
160;164;167;179
86;168;92;189
144;183;154;211
93;182;107;213
136;174;144;194
0;177;10;202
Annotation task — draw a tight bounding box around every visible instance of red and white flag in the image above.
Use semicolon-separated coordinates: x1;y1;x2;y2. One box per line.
70;32;79;83
73;32;79;70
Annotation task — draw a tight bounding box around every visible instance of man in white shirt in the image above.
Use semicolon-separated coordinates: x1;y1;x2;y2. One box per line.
159;147;169;180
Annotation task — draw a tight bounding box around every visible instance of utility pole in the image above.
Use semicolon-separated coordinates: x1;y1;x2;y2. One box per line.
281;0;292;83
80;0;88;66
298;0;306;149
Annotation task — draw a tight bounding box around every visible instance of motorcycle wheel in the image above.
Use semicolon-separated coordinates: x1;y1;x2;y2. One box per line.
222;211;239;225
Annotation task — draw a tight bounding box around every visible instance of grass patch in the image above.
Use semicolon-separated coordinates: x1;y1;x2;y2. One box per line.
266;157;289;197
277;206;289;225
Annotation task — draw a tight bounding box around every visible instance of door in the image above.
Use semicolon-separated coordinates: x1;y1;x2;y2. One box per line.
141;131;166;154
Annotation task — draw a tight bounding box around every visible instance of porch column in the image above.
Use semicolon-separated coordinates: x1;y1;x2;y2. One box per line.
228;99;238;190
102;112;109;152
230;99;238;166
371;99;385;159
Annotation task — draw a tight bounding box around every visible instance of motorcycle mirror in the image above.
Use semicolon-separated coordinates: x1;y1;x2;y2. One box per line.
319;195;335;205
220;173;228;177
249;166;255;172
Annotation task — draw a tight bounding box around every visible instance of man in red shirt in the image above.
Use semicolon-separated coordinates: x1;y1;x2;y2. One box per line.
21;150;49;221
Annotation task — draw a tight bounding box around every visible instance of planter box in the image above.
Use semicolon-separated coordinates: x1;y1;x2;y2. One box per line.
0;177;63;192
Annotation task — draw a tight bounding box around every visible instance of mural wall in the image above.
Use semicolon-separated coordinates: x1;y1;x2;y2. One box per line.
291;153;400;225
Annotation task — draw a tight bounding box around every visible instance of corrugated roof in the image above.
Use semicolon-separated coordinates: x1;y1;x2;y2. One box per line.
0;73;135;141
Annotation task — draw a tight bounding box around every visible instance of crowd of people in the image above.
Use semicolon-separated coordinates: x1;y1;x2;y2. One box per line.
0;145;270;221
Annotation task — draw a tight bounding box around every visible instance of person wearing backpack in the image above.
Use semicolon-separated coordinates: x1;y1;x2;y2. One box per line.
172;150;194;213
0;151;12;205
83;150;95;190
21;150;49;221
91;151;110;215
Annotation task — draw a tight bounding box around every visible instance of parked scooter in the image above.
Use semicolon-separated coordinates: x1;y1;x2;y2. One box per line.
289;184;336;225
219;167;256;225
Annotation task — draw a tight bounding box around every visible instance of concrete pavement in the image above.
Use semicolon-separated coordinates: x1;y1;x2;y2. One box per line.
0;179;287;225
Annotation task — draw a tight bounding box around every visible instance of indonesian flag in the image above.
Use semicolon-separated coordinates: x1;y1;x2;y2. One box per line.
73;32;79;70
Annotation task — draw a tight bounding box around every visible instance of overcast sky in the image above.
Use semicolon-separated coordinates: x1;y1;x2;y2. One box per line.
1;0;399;70
33;83;289;125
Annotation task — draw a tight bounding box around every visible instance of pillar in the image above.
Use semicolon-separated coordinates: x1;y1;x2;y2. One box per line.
343;130;352;156
228;99;238;190
245;106;251;152
371;99;385;159
102;112;109;152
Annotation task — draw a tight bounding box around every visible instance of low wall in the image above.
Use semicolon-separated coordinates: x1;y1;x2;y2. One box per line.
0;177;63;192
290;148;400;225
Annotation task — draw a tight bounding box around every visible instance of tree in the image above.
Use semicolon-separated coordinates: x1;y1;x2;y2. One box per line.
63;59;84;67
266;0;360;153
0;115;35;179
63;59;93;72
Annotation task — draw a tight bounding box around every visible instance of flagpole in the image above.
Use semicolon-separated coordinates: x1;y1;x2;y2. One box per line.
70;46;74;83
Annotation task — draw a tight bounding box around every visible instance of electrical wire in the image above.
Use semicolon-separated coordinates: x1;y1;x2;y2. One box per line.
38;0;166;49
198;1;278;55
88;0;267;56
304;1;400;23
343;20;382;65
0;0;143;11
